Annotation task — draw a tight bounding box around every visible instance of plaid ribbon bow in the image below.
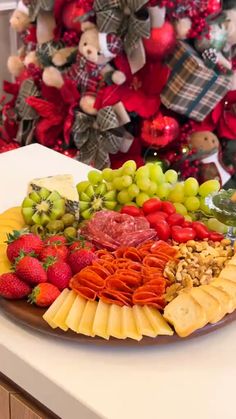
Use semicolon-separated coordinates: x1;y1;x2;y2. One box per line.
28;0;54;21
73;106;130;169
94;0;150;55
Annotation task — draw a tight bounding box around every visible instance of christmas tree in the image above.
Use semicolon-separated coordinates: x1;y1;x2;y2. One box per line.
1;0;236;188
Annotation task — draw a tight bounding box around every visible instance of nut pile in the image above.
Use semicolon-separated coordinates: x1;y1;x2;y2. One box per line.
164;239;233;302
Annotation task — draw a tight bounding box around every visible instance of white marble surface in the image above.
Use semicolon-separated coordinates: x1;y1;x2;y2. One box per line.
0;144;236;419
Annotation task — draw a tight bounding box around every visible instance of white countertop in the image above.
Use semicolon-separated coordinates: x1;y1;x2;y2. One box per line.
0;144;236;419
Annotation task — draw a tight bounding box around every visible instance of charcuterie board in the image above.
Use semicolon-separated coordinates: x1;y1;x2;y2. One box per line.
1;298;236;346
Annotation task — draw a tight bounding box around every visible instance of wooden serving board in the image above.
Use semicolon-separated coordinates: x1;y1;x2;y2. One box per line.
1;298;236;346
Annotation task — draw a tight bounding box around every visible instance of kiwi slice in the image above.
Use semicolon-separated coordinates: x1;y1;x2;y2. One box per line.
21;187;66;226
79;183;117;220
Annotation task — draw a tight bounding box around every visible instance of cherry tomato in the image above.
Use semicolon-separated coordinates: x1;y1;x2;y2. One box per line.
153;220;171;241
171;226;196;243
121;206;142;217
192;221;209;240
167;213;185;227
161;201;176;215
142;198;162;215
209;232;224;242
146;211;168;227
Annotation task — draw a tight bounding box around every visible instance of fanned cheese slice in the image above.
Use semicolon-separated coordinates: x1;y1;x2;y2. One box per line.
66;295;87;332
122;306;142;341
92;300;110;340
133;305;157;337
28;174;79;219
143;306;174;336
52;290;77;331
107;304;126;339
77;300;98;336
43;289;70;328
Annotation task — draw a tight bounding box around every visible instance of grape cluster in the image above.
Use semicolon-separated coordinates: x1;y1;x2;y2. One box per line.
77;161;222;220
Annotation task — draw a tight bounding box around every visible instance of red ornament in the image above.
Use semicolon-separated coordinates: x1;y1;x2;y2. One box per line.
62;1;93;33
205;0;222;16
143;22;176;61
141;114;179;148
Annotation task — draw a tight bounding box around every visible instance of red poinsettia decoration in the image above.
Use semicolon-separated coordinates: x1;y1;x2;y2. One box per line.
95;55;170;119
26;80;80;147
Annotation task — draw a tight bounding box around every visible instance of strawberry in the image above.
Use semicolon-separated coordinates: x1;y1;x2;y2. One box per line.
0;273;31;299
68;249;97;274
6;231;43;262
15;255;47;285
39;244;69;262
69;239;95;253
44;235;67;246
47;260;72;290
28;283;60;307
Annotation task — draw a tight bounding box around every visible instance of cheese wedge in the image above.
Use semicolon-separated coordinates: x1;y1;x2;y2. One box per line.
211;278;236;311
66;295;87;332
133;305;157;337
164;293;207;338
92;300;110;340
43;289;70;328
28;174;79;219
189;287;220;323
107;304;126;339
143;305;174;336
77;300;97;336
52;290;77;331
201;285;232;322
219;265;236;282
122;306;142;341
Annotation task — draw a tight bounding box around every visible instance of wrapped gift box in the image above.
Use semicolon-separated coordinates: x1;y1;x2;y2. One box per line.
161;41;232;121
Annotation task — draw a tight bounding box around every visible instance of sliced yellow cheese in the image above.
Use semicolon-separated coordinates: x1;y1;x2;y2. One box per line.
77;300;98;336
201;285;232;322
133;305;157;337
52;290;77;331
211;278;236;311
122;306;142;341
43;289;70;328
107;304;126;339
66;295;87;332
92;300;110;340
143;305;174;336
219;265;236;282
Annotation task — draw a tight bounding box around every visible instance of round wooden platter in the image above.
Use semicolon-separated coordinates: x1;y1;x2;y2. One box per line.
1;298;236;346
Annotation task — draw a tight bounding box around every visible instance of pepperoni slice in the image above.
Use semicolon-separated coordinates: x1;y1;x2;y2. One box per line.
73;287;97;301
99;290;132;306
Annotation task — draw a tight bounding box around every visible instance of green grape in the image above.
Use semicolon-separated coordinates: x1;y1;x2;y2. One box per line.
199;197;213;215
122;160;137;175
148;181;158;196
112;177;124;191
184;177;199;197
128;184;140;199
168;183;185;203
207;218;228;234
135;166;150;179
120;175;133;188
164;169;178;184
173;203;188;216
156;183;171;199
199;179;220;197
136;192;149;207
106;182;114;191
102;168;113;181
113;168;123;177
136;178;151;192
88;170;103;185
76;180;90;194
184;214;192;222
117;189;130;205
184;196;200;211
149;165;165;184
